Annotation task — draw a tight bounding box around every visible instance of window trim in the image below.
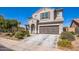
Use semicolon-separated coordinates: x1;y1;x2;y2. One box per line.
40;12;50;19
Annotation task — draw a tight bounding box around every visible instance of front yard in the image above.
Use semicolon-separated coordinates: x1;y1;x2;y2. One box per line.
1;31;79;51
57;31;79;51
1;29;79;51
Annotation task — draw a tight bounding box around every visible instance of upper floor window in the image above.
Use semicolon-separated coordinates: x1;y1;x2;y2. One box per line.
34;15;37;17
40;12;50;19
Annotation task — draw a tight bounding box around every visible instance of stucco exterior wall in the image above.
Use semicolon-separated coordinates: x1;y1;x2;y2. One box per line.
28;8;64;34
32;8;55;22
68;27;75;32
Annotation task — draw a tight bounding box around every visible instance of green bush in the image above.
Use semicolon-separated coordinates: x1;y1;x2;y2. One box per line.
70;32;75;35
3;29;8;32
26;30;30;37
19;30;30;37
60;32;75;41
57;39;72;48
15;30;30;39
10;32;16;37
15;31;25;39
27;34;30;37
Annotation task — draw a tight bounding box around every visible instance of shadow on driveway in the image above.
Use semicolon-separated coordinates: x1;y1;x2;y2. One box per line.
0;44;13;51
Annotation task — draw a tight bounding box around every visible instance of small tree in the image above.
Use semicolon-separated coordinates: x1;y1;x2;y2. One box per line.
60;32;75;41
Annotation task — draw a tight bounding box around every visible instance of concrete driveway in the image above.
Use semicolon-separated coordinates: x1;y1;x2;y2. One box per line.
21;34;59;50
0;34;60;51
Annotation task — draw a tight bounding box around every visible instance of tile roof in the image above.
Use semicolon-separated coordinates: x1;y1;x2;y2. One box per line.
74;19;79;23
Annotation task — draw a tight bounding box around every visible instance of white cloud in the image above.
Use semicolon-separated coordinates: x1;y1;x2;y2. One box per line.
19;25;25;28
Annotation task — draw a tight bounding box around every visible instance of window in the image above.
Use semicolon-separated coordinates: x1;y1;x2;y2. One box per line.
40;13;44;19
40;12;50;19
34;15;37;17
45;12;49;18
57;12;60;17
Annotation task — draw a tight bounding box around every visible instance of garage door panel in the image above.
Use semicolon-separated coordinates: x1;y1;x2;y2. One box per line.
39;25;59;34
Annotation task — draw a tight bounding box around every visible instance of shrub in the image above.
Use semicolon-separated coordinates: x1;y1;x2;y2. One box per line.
9;33;13;37
20;30;26;36
19;30;30;37
15;31;25;39
77;34;79;37
57;39;72;48
5;32;15;37
27;34;30;37
70;32;75;35
3;29;8;32
60;32;75;41
26;30;30;37
15;30;30;39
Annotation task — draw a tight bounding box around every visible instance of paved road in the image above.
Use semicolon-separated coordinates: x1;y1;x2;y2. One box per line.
0;44;13;51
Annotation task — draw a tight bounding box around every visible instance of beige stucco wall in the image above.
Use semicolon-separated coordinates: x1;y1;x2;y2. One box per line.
28;8;64;34
32;8;55;22
67;27;75;32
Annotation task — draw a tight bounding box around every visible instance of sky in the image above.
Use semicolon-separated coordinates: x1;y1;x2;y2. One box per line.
0;7;79;27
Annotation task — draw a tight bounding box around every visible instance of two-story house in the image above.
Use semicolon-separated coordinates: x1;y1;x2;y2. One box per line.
27;8;64;34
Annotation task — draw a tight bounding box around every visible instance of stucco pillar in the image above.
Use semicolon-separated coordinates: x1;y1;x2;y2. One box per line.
34;24;37;34
59;24;63;34
36;20;39;34
29;24;31;34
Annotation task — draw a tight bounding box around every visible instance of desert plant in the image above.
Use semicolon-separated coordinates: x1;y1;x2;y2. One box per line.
77;34;79;37
15;30;30;39
5;33;10;36
57;39;72;48
15;31;25;39
27;34;30;37
5;33;14;37
70;32;75;35
21;30;30;37
60;32;75;41
26;30;30;37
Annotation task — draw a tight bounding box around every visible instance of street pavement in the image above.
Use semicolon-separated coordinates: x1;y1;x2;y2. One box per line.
0;44;13;51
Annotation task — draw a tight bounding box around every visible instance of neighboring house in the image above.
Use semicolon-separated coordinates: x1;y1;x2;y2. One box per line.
70;18;79;28
63;27;75;32
64;18;79;33
26;8;64;34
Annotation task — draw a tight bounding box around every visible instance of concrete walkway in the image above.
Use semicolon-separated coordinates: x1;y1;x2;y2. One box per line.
0;34;61;51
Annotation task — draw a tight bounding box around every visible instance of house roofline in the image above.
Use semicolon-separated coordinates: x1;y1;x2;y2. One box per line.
70;19;79;27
